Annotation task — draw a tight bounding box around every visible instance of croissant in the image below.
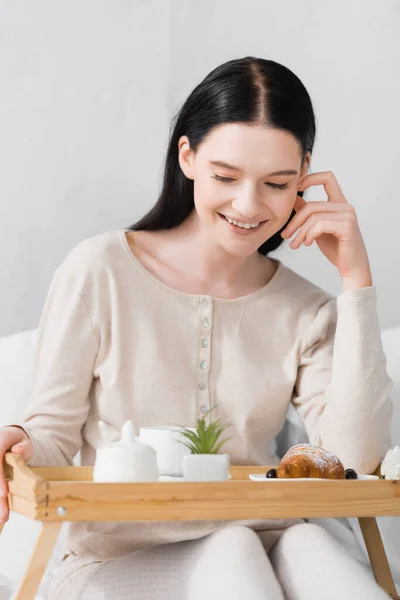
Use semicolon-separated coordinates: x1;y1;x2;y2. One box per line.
276;444;346;479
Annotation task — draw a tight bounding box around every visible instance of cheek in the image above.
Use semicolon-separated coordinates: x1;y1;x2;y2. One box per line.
266;191;295;215
193;178;226;214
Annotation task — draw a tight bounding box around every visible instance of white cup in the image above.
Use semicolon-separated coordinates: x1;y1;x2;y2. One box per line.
138;426;196;476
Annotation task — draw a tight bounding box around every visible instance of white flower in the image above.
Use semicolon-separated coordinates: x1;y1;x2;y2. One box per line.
381;446;400;480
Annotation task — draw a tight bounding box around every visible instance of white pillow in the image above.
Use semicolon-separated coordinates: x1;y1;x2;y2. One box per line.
0;329;37;427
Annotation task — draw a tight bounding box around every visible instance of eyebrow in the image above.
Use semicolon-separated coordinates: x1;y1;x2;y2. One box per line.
209;160;298;176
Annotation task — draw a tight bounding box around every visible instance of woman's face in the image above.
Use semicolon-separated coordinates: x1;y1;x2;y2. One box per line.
178;123;310;257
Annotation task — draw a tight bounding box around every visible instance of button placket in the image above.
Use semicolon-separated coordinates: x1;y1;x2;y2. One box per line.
197;296;212;416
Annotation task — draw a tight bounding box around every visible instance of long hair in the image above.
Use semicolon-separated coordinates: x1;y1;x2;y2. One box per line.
129;56;315;255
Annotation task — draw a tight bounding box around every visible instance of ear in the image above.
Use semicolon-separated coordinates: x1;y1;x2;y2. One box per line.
178;135;195;180
297;152;311;188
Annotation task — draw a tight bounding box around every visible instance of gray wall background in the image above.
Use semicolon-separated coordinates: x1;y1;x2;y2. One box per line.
1;0;399;336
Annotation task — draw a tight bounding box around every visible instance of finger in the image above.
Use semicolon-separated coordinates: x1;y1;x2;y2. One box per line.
0;429;28;523
297;171;347;204
282;197;354;238
11;440;32;462
11;443;25;453
0;459;9;523
304;219;354;246
281;207;348;243
294;197;353;216
289;214;348;249
0;469;7;502
0;441;30;524
294;197;353;217
0;444;10;499
0;499;9;524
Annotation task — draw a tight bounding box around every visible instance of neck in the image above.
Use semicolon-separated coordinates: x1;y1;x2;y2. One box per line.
161;211;266;291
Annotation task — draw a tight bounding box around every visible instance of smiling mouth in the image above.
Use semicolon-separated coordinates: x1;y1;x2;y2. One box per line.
218;213;269;229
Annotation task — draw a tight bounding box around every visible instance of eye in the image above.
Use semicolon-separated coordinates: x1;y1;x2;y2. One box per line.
212;174;235;183
266;182;290;190
212;174;289;190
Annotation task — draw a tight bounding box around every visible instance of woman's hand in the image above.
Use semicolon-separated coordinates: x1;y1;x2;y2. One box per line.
0;426;34;524
280;171;372;290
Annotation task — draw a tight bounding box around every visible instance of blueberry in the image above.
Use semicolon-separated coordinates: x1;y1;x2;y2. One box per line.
345;468;358;480
266;468;277;478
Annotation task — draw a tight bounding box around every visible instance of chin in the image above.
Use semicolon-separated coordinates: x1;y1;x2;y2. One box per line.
219;240;260;258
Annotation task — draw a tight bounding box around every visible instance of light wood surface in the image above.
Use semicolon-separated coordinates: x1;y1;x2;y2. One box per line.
13;522;62;600
4;457;399;522
359;518;399;598
38;478;399;522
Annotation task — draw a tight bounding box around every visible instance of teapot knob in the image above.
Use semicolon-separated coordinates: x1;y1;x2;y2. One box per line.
121;420;137;443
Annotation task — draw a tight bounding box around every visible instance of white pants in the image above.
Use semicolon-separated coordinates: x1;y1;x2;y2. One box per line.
49;523;390;600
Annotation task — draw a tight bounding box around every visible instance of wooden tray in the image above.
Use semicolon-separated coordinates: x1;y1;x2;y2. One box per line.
2;453;400;600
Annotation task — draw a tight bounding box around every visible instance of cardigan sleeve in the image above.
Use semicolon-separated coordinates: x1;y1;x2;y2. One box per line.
291;286;393;473
15;261;100;467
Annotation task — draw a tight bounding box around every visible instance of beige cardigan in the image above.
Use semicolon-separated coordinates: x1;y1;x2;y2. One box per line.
17;230;393;560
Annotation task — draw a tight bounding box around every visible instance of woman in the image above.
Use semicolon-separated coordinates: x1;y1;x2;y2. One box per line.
0;57;393;599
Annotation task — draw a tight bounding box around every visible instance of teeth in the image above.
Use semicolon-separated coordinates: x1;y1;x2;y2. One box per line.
225;216;260;229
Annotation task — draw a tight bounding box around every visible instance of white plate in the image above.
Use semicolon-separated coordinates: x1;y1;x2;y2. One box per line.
159;474;232;482
249;473;379;481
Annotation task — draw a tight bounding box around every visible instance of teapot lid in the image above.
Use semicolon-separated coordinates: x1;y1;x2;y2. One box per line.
98;419;138;447
98;420;156;454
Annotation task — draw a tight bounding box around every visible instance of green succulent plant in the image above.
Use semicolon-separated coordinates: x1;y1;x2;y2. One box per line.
175;405;234;454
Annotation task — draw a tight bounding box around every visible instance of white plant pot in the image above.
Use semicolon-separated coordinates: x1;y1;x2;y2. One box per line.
182;453;230;481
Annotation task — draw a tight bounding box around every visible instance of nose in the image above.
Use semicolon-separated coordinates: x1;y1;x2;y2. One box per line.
230;186;263;221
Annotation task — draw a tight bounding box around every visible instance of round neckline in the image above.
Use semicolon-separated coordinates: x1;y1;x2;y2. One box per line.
117;229;285;304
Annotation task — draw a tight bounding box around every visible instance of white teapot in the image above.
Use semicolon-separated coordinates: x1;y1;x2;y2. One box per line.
93;420;159;482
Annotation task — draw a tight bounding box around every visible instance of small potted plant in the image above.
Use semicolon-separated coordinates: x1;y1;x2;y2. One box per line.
176;405;234;481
